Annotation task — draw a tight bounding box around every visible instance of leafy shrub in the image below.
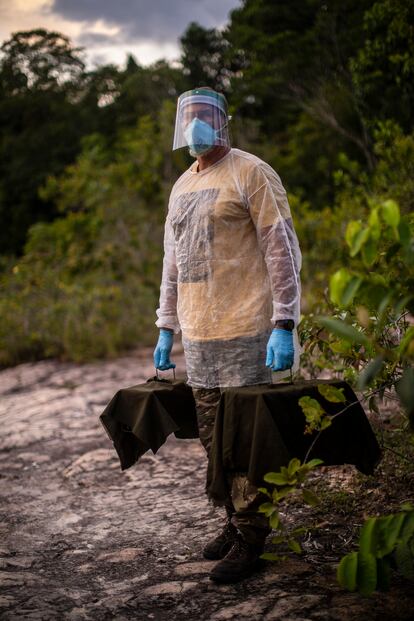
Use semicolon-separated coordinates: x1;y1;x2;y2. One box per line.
0;103;183;366
337;504;414;596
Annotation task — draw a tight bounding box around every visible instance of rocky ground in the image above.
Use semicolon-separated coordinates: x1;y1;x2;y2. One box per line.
1;345;413;620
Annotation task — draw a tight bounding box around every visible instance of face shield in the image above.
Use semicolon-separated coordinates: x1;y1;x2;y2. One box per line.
172;88;231;156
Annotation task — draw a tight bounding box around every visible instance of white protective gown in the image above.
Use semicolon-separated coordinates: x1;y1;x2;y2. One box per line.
155;148;302;388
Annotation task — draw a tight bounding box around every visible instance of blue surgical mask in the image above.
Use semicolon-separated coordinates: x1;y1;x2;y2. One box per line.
183;118;218;154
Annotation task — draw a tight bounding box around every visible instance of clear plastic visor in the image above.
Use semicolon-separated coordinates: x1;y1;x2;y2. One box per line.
172;97;231;151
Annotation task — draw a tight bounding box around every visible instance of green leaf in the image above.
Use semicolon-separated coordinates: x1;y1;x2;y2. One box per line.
280;466;289;477
260;552;282;561
362;237;378;267
337;551;358;591
398;327;414;356
351;227;371;257
365;272;387;287
356;356;385;390
316;317;370;345
269;511;281;529
299;395;325;421
329;340;353;355
298;396;325;416
384;513;406;552
381;199;400;229
288;539;302;554
291;527;309;536
394;540;414;580
302;488;320;506
375;515;394;556
320;417;332;430
257;487;271;498
342;275;363;306
368;208;381;240
345;220;362;250
359;517;379;555
304;458;324;469
271;535;286;545
399;512;414;543
356;551;377;596
317;384;346;403
273;486;295;502
345;221;370;257
329;268;353;306
264;472;289;485
377;513;406;557
287;458;301;476
258;502;275;517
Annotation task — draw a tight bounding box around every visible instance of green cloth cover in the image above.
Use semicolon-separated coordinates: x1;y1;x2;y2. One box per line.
99;377;381;504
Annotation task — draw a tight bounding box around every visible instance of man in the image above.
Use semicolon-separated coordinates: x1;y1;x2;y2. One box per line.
153;87;302;583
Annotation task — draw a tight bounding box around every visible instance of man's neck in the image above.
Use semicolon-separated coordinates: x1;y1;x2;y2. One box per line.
196;146;231;171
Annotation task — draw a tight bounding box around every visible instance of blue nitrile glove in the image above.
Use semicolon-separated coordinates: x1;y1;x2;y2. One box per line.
153;329;176;371
266;329;294;372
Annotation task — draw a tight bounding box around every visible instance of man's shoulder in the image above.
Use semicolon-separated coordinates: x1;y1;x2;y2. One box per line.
231;148;278;177
173;167;192;187
231;148;265;168
231;148;282;186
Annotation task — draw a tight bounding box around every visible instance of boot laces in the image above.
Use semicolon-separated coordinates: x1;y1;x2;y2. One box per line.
225;535;249;560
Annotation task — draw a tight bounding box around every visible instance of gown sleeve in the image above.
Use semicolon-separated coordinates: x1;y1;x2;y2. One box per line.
155;208;181;334
246;164;302;326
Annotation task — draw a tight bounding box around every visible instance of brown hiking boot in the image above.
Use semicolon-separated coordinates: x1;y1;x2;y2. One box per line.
209;534;265;583
203;520;238;560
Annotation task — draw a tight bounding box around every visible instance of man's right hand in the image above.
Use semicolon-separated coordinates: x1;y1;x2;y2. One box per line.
153;329;176;370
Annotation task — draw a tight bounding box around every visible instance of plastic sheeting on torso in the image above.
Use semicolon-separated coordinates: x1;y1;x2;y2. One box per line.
155;148;302;388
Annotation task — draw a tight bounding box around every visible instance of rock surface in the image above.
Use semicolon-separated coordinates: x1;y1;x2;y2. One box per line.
0;346;413;620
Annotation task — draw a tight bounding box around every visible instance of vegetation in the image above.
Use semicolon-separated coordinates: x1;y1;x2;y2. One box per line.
258;457;324;560
337;503;414;595
1;0;413;599
0;104;188;364
1;1;413;368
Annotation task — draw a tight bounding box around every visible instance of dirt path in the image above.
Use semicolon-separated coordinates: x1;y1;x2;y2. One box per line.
1;347;413;620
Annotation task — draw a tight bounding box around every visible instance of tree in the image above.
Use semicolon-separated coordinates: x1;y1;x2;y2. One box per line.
226;0;375;168
350;0;414;131
0;30;89;253
0;29;192;254
180;22;233;92
0;28;85;94
110;59;189;130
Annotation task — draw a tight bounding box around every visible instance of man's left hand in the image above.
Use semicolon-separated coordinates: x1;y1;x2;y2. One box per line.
266;329;294;372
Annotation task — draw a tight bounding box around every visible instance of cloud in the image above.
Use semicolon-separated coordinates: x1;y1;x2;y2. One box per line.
0;0;241;68
77;31;121;48
51;0;240;44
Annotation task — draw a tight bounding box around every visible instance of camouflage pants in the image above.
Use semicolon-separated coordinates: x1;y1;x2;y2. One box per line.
192;386;271;545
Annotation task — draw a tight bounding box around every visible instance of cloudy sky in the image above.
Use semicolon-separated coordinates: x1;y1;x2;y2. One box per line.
0;0;241;68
